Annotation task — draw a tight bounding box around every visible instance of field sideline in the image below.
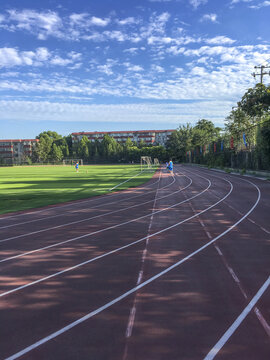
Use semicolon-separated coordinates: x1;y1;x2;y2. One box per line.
0;164;157;214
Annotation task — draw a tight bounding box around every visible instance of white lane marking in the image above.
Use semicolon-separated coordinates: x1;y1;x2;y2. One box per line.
183;166;270;236
109;170;145;190
0;170;167;230
0;168;163;225
124;166;163;354
0;171;178;242
0;176;194;263
215;246;223;256
183;167;270;337
4;179;260;360
254;308;270;337
0;177;228;297
204;276;270;360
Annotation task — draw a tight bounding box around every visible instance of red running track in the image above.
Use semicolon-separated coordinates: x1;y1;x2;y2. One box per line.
0;165;269;360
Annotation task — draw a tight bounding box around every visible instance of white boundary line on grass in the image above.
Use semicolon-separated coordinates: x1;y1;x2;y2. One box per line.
0;172;179;245
204;276;270;360
0;167;159;222
0;175;229;296
4;177;260;360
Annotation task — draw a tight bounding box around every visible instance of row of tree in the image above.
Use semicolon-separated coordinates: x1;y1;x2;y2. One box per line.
29;83;270;170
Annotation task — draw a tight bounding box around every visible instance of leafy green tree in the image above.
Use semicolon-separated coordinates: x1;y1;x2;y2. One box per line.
78;136;89;160
192;119;221;147
166;124;193;161
237;83;270;118
51;143;63;162
34;134;53;161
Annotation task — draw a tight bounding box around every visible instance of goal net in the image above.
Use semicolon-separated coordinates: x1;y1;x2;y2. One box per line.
141;156;152;171
63;159;83;166
153;158;159;166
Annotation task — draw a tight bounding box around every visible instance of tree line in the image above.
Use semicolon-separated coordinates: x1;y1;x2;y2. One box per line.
28;83;269;170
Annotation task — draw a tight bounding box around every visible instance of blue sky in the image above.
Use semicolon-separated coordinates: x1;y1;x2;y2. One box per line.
0;0;269;139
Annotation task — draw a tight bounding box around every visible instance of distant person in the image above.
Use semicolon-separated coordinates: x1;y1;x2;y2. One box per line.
168;159;173;174
75;161;79;172
165;162;168;169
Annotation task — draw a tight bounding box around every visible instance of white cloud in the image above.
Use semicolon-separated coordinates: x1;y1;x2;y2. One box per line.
0;47;81;68
191;66;208;76
0;99;233;126
189;0;208;9
7;9;63;40
36;47;50;61
124;62;144;72
200;14;218;23
123;47;139;54
249;1;270;9
230;0;253;4
151;64;165;73
97;64;114;75
116;17;139;25
205;36;236;44
90;16;110;26
103;30;127;41
140;12;170;39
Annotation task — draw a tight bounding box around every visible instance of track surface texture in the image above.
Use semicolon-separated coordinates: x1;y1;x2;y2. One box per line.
0;165;269;360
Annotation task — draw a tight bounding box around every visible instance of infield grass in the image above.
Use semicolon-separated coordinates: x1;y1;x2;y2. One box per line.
0;164;157;214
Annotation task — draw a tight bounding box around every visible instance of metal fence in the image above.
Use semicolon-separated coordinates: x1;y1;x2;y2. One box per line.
186;119;270;171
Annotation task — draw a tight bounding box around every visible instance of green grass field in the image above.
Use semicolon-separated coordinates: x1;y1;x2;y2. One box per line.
0;164;157;215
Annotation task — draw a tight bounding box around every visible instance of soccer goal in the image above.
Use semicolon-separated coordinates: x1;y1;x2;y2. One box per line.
153;158;160;166
140;156;152;171
63;159;83;166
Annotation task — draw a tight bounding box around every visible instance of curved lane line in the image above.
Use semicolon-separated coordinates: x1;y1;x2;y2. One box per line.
0;168;161;223
0;171;183;244
204;276;270;360
4;177;261;360
0;169;165;230
0;174;194;261
0;175;228;295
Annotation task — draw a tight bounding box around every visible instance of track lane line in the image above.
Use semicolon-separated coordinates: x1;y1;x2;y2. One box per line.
181;166;270;337
123;163;163;360
0;169;166;230
4;177;260;360
0;174;199;263
204;276;270;360
0;168;162;223
0;171;183;247
1;176;230;297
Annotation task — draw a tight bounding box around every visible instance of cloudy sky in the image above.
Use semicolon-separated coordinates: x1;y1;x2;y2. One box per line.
0;0;269;139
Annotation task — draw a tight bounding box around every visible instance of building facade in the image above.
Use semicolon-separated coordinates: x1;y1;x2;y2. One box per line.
71;129;174;146
0;139;39;164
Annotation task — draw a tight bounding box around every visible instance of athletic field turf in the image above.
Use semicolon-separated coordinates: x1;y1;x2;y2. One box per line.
0;165;157;214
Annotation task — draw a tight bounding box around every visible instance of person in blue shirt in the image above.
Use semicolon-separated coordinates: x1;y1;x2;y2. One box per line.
168;159;173;174
75;161;79;172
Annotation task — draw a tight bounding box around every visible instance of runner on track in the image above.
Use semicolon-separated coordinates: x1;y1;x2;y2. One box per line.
168;159;173;175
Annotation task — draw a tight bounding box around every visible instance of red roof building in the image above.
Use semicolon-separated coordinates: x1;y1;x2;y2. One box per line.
71;129;174;146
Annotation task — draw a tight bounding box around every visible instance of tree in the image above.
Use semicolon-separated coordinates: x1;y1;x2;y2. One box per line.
192;119;221;147
237;83;270;118
77;136;89;160
51;143;63;162
34;134;53;161
166;124;194;161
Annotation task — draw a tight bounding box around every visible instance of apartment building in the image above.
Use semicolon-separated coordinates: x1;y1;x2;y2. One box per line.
71;129;174;146
0;139;39;164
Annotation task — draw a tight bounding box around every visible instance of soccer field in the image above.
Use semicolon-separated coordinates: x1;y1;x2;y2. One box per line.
0;164;157;214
